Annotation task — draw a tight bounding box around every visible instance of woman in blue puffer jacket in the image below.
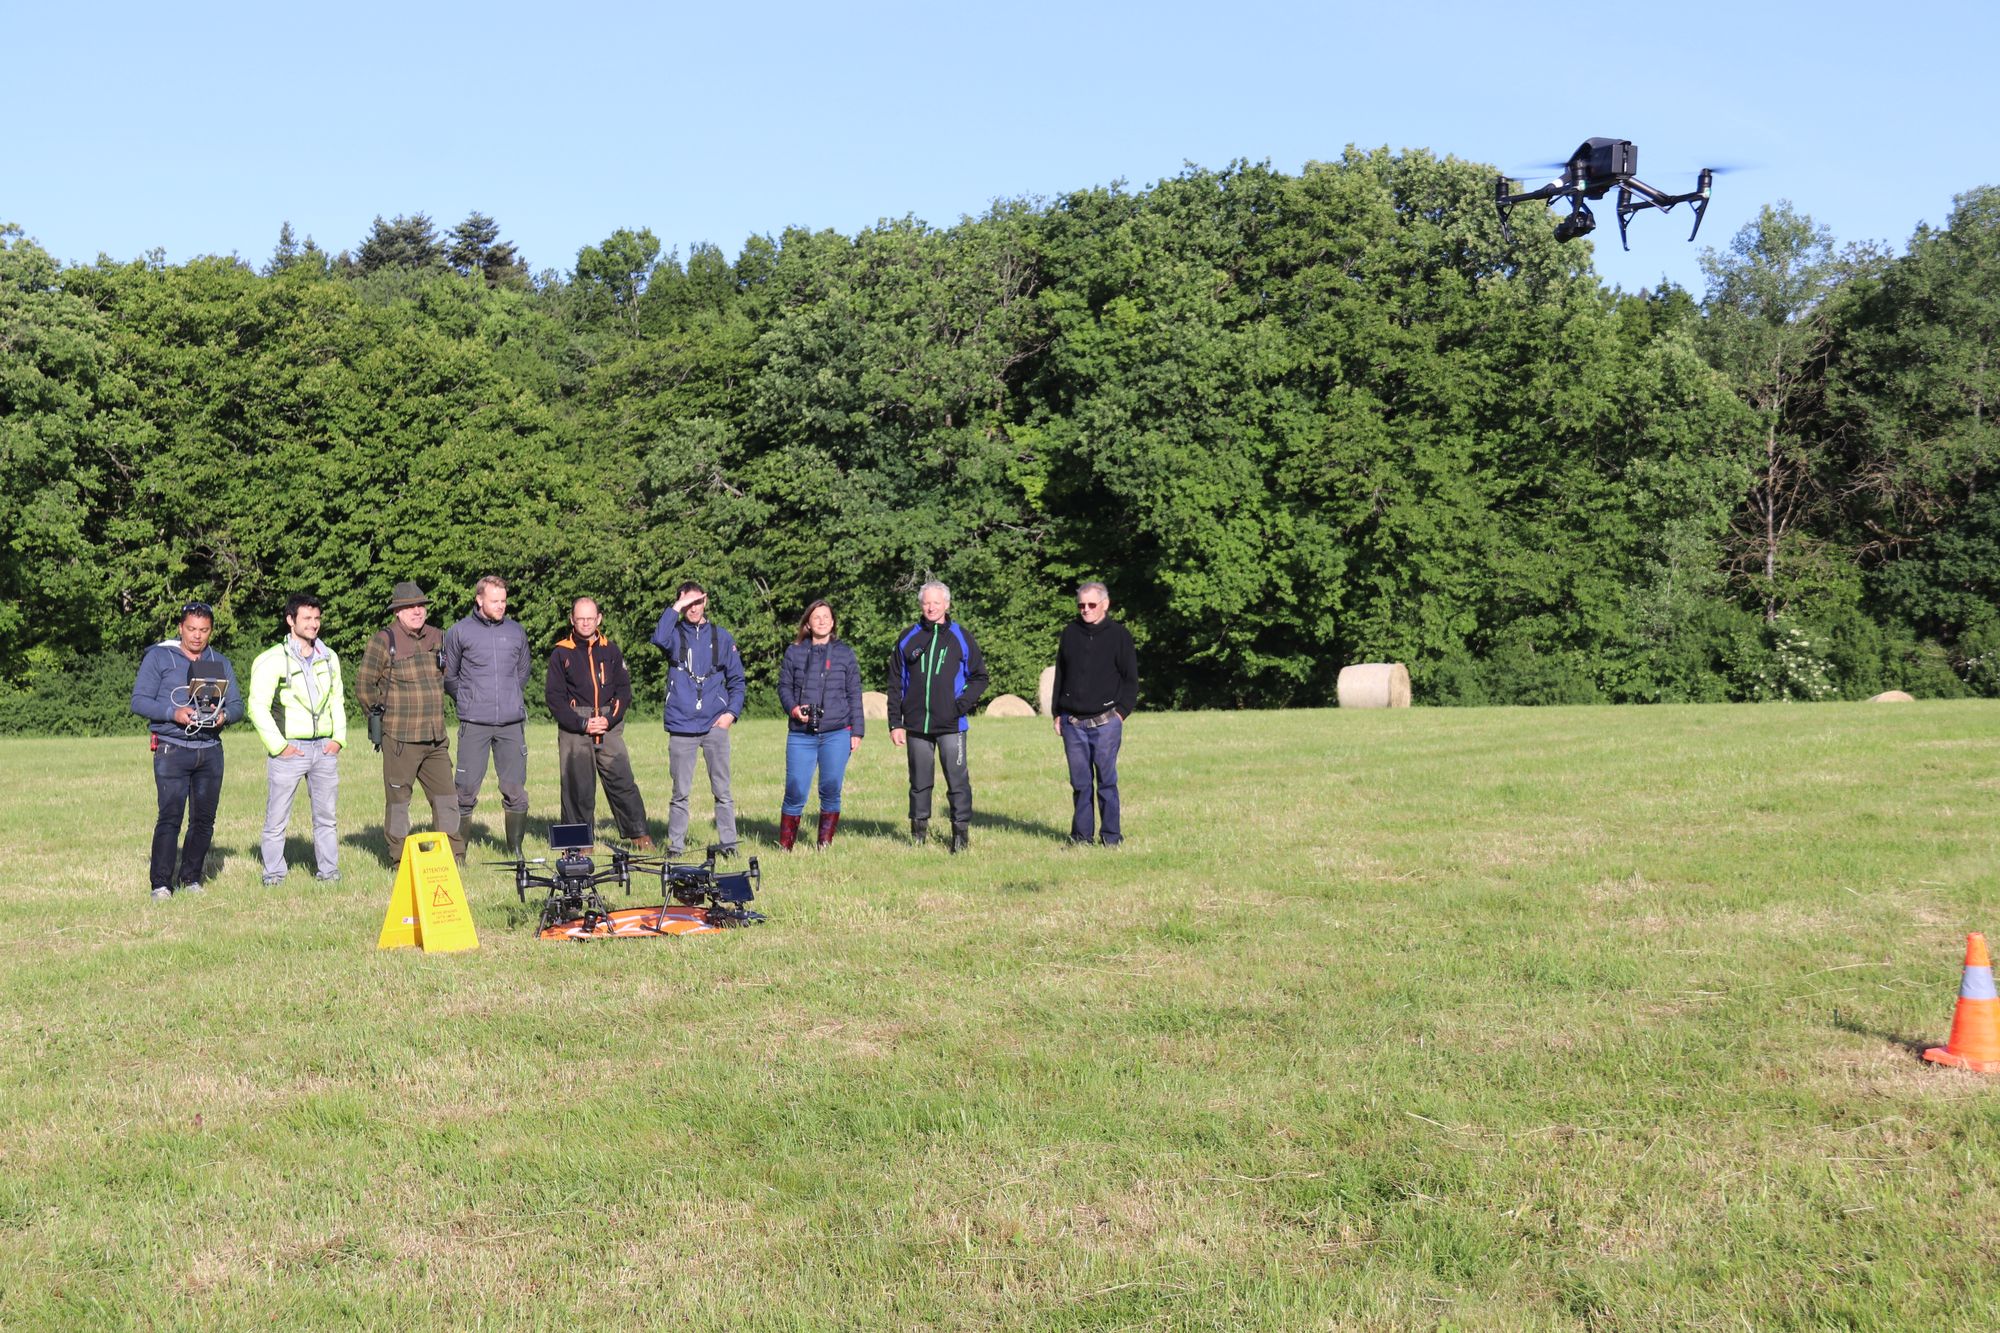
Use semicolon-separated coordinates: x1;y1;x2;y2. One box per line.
776;599;865;849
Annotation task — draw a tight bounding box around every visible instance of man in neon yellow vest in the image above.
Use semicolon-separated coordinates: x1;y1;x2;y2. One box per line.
247;593;347;885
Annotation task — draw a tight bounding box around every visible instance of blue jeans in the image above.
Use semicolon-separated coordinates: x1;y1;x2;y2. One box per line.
1062;714;1122;844
783;728;853;815
152;740;224;887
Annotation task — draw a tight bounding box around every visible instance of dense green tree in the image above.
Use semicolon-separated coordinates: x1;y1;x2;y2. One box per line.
1698;204;1877;622
447;212;530;289
1834;187;2000;652
0;226;151;678
572;227;661;332
353;213;447;274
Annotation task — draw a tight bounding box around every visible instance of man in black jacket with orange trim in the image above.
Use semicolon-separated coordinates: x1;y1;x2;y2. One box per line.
545;596;654;848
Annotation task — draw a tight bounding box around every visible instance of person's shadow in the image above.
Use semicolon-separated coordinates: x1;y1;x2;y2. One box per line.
731;811;1066;844
341;826;406;870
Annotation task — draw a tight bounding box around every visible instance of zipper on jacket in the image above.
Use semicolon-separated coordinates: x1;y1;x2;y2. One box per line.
922;624;945;733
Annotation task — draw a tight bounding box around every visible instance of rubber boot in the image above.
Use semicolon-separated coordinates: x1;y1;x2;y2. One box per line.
910;819;929;845
816;812;840;849
778;814;801;851
949;825;969;855
504;811;528;860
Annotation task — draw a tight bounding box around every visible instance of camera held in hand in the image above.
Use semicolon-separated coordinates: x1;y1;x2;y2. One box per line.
801;702;823;733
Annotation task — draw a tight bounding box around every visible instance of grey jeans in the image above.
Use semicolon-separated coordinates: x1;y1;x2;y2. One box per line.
667;728;736;852
261;745;340;879
456;719;529;819
906;730;972;829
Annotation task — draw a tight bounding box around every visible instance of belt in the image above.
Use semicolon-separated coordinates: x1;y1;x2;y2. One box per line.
1068;708;1120;728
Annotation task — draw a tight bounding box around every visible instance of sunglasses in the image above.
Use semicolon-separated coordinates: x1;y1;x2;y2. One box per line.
181;601;214;619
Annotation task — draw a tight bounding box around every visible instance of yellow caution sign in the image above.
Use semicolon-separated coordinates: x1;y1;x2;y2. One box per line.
376;833;479;953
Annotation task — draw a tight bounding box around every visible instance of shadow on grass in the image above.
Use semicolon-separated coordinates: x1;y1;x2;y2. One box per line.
1832;1012;1933;1058
731;812;1065;845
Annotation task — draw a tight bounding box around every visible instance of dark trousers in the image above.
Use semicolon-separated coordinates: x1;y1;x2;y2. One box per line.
151;741;224;888
556;723;650;838
906;730;972;829
383;737;463;859
1062;714;1123;844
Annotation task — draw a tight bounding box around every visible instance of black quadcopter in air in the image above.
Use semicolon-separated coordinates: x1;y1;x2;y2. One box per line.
1495;138;1715;250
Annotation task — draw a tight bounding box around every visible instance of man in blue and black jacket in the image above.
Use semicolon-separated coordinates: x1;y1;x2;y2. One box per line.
650;580;746;856
130;601;244;900
886;581;989;853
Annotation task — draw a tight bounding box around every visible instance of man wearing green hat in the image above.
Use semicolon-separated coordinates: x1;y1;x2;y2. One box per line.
356;581;464;860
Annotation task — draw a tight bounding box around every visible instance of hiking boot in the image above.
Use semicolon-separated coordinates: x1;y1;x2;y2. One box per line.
948;827;969;855
910;819;929;845
629;834;655;852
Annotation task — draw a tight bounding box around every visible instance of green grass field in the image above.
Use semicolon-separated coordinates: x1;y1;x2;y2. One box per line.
3;704;1998;1329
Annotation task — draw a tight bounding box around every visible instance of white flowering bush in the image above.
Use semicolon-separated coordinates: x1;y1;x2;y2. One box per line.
1742;618;1840;702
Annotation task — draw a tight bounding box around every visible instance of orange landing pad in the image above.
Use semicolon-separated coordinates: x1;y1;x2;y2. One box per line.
539;904;733;941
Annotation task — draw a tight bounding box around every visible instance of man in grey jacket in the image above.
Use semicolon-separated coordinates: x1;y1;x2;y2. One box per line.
443;575;532;858
130;601;244;900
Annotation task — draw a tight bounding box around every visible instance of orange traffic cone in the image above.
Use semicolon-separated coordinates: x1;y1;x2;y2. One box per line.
1923;933;2000;1073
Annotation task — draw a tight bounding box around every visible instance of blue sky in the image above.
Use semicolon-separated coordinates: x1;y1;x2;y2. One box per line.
7;1;1993;296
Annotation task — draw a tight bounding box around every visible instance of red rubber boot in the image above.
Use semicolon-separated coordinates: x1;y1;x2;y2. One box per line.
778;814;802;851
816;812;840;849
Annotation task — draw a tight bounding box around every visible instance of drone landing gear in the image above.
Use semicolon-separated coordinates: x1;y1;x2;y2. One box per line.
1614;169;1713;250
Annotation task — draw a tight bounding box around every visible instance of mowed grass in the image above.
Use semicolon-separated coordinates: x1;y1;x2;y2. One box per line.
2;704;1999;1330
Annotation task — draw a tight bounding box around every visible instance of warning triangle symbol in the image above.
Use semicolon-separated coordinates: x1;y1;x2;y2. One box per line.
431;884;456;907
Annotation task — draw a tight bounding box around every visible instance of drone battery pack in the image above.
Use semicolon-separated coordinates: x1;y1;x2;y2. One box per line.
1585;139;1637;179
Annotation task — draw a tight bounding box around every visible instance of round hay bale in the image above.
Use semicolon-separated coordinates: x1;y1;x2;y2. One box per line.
1336;663;1411;709
861;690;889;720
1038;665;1056;717
985;693;1037;718
1868;690;1915;703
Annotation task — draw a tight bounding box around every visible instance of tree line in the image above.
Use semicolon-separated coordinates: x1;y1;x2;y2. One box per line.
2;149;1996;733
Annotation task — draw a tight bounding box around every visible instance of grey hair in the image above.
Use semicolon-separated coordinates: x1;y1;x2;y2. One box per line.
918;581;952;605
1076;581;1110;601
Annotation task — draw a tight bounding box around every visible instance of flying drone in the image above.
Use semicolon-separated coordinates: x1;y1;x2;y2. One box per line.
1495;139;1715;250
490;824;764;940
